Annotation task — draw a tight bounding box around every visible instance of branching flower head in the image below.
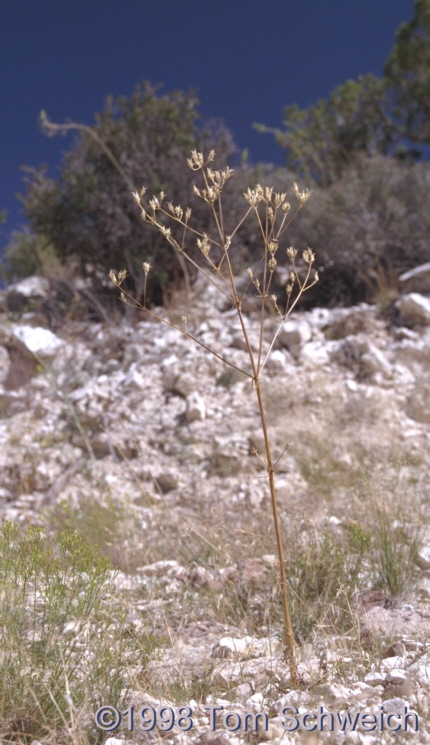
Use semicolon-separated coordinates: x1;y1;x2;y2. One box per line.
207;166;234;190
109;268;127;287
187;149;215;170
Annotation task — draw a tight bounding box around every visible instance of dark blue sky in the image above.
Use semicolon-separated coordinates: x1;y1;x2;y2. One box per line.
1;0;415;253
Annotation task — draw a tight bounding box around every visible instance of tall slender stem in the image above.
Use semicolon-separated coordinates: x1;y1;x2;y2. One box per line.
254;377;298;685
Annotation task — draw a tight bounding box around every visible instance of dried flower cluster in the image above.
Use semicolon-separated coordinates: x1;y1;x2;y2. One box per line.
115;152;317;326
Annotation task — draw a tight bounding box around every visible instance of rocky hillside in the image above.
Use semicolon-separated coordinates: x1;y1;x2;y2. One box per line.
1;266;430;744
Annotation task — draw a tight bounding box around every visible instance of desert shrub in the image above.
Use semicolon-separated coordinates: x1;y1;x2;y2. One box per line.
0;230;59;283
288;155;430;307
19;82;236;305
287;523;371;640
46;494;142;572
373;507;420;597
255;74;395;188
0;521;136;743
214;154;430;311
384;0;430;149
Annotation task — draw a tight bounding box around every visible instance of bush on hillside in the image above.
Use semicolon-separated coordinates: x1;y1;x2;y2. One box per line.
287;155;430;308
19;82;236;305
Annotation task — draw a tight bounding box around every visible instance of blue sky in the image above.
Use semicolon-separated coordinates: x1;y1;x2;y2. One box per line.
1;0;415;253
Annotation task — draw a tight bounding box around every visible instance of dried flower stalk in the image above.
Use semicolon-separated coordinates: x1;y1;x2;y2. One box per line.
111;152;318;685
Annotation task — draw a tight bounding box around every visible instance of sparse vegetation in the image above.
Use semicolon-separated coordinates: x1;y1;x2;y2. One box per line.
0;522;139;744
45;493;142;572
0;5;429;739
374;502;422;598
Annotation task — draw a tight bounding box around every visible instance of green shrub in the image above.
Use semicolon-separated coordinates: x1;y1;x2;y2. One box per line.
19;82;235;305
288;155;430;307
0;522;135;743
287;524;371;640
46;494;142;572
0;230;59;283
373;505;422;597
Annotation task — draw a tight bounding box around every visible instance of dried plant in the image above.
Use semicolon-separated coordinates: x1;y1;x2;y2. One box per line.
110;150;318;683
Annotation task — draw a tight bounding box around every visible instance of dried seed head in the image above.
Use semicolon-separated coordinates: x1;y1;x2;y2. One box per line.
263;186;273;203
143;262;151;275
202;186;217;203
268;240;278;255
271;294;280;314
293;182;311;205
303;247;315;264
287;246;298;260
207;166;234;191
197;234;211;257
187;150;204;170
243;184;264;207
282;201;291;213
110;268;127;286
117;269;127;284
268;256;277;271
184;207;192;223
187;150;214;169
274;192;287;208
149;196;160;211
175;205;184;220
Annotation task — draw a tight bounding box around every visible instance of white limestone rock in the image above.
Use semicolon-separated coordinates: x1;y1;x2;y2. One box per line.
185;391;206;422
12;325;64;357
399;262;430;294
277;318;312;354
395;293;430;325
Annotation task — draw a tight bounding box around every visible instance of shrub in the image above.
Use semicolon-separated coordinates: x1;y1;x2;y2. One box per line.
46;493;143;572
288;155;430;307
19;82;236;305
0;522;135;743
255;74;395;188
287;523;371;640
373;503;422;598
0;230;59;283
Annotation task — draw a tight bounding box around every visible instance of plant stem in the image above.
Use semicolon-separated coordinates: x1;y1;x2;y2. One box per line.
254;377;298;685
232;298;297;682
